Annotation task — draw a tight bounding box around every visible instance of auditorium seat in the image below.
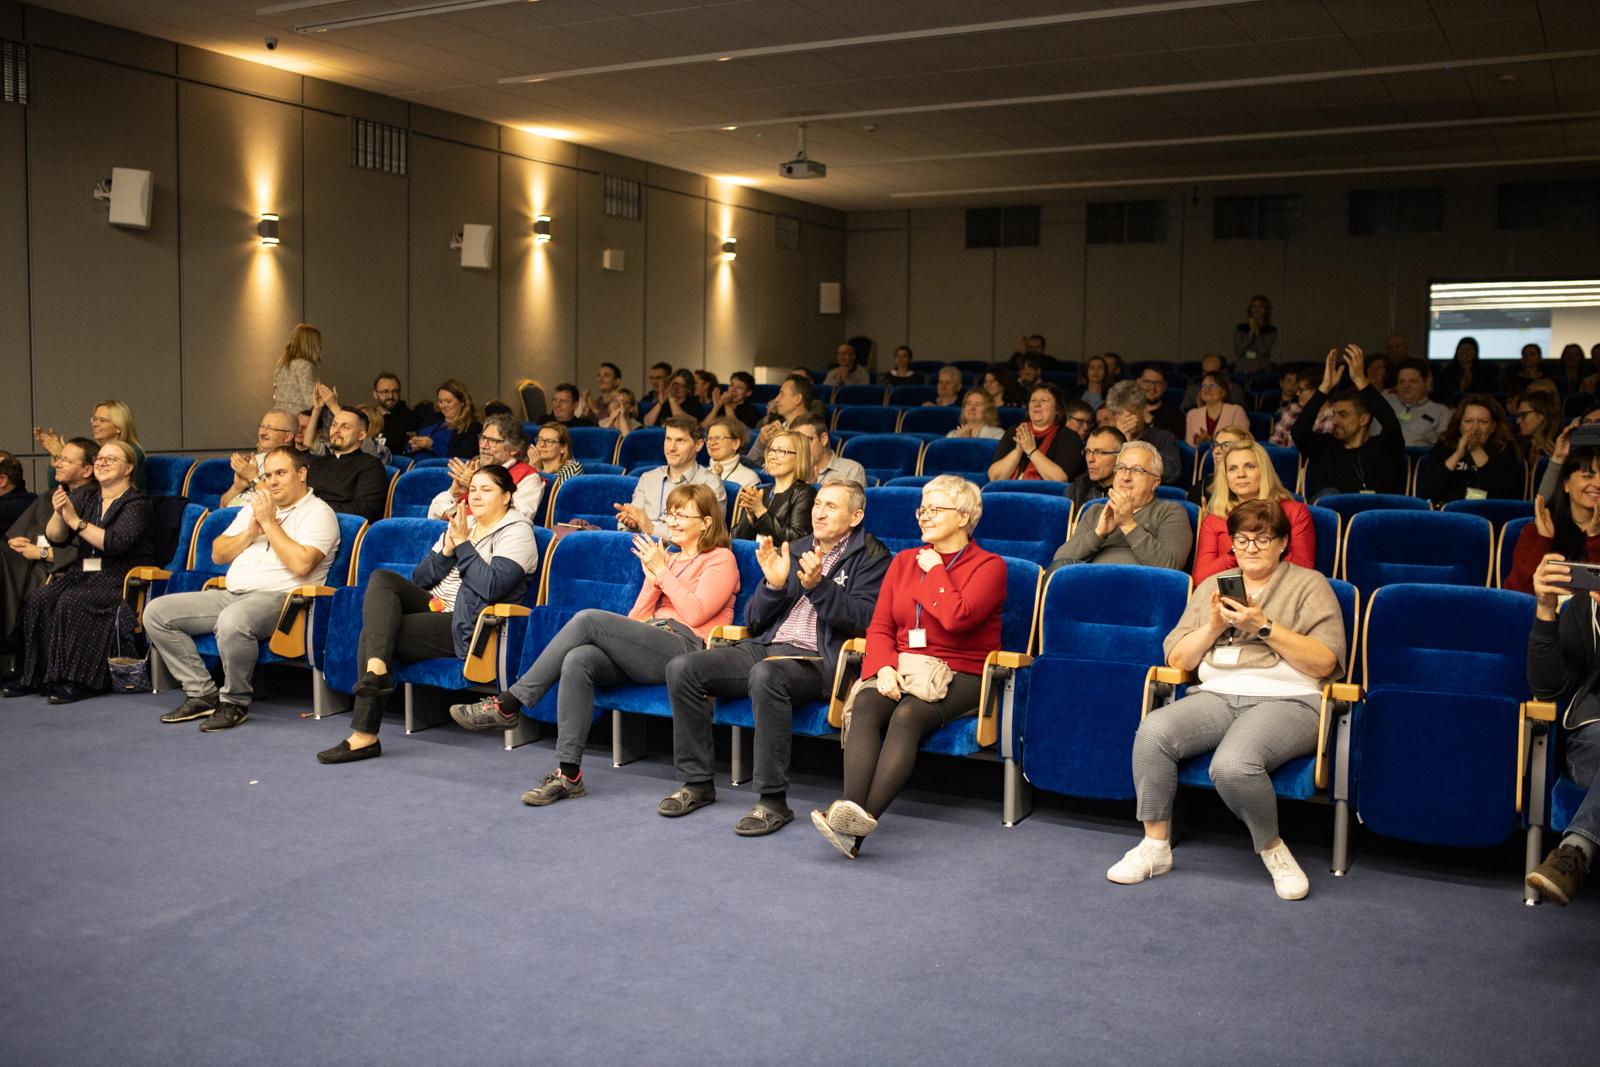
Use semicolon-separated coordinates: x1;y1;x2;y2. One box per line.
567;426;622;464
832;384;888;406
919;438;996;482
1342;510;1491;590
145;455;196;499
883;476;933;489
410;457;451;468
982;480;1068;497
1442;498;1535;532
1314;492;1429;526
388;468;453;519
616;427;665;471
889;385;937;407
898;406;960;436
580;462;625;477
1154;485;1187;502
181;458;236;510
842;434;923;486
832;407;901;435
861;486;924;552
1308;504;1340;577
548;474;637;528
972;494;1070;567
124;502;207;634
1496;516;1534;588
517;378;548;423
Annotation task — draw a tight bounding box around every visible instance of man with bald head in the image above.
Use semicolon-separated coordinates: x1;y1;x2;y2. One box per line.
221;409;301;508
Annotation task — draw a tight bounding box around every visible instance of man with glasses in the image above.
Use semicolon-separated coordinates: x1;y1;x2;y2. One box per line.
2;439;97;671
1138;367;1184;437
617;417;727;535
542;383;597;429
146;446;341;731
1050;441;1190;571
789;415;867;487
1386;358;1451;447
221;409;301;508
371;372;415;448
426;414;541;521
1070;426;1126;511
704;417;760;491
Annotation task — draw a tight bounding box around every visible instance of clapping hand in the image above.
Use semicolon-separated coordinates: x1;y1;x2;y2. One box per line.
755;535;791;589
1534;494;1556;539
737;484;767;519
1341;344;1368;390
408;434;433;453
51;487;78;528
312;382;339;410
614;502;651;533
797;547;825;589
34;426;64;458
230;451;256;485
444;502;472;551
633;533;670;580
447;456;479;492
710;386;726;412
1319;348;1347;395
1013;423;1037;455
249;488;276;532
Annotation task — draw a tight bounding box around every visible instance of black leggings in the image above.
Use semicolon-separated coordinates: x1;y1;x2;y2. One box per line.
351;569;456;734
842;671;982;817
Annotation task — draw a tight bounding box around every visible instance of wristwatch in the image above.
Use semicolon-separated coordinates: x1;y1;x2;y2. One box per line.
1257;620;1273;639
75;518;90;532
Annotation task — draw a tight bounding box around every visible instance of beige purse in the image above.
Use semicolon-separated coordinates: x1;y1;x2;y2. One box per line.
840;653;954;747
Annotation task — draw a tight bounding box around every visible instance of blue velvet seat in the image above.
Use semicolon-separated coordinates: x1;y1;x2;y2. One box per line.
1342;510;1492;590
920;437;997;482
861;486;924;553
1314;492;1428;525
833;407;901;435
1441;497;1535;531
410;457;451;468
548;474;638;528
889;385;937;408
1354;584;1536;865
567;426;621;464
1008;564;1191;822
982;480;1069;498
581;462;625;478
181;457;236;510
145;455;196;498
833;384;888;406
388;468;453;519
1496;516;1533;588
616;427;666;471
125;502;208;634
969;493;1069;568
1308;505;1340;578
898;406;959;436
841;434;923;486
883;476;933;489
1261;444;1301;494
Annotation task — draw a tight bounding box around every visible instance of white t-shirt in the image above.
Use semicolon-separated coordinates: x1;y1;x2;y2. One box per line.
222;490;342;593
1197;654;1321;698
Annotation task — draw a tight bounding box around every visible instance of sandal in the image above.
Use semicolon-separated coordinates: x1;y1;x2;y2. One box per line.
657;785;716;817
734;801;794;837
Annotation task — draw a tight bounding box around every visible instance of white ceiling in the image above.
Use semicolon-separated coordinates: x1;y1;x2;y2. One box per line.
24;0;1600;209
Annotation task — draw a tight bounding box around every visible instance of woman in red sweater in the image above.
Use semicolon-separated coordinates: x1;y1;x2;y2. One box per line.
1507;442;1600;594
1193;439;1314;583
812;475;1006;858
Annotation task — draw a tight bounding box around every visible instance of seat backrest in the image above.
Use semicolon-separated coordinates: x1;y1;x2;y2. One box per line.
1261;444;1300;493
842;434;923;484
390;468;454;519
328;513;368;586
1343;510;1492;590
162;502;207;571
898;406;959;435
862;486;924;550
166;507;239;591
1039;563;1191;663
567;426;621;464
518;379;548;422
883;476;933;489
889;385;937;408
1307;505;1340;578
616;427;666;471
833;407;900;434
982;479;1070;498
975;495;1070;568
1363;583;1533;698
1497;516;1534;587
145;455;196;498
1441;497;1535;531
542;530;642;613
998;555;1044;653
730;539;763;625
1153;485;1187;501
549;474;639;528
921;437;998;479
580;462;624;477
352;518;446;587
1176;442;1197;486
833;384;887;406
183;458;236;509
1316;492;1429;524
751;383;781;403
997;406;1026;429
1325;576;1359;684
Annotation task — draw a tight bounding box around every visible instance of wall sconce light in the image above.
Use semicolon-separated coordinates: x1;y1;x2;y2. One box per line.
533;214;552;243
721;237;737;261
257;213;281;246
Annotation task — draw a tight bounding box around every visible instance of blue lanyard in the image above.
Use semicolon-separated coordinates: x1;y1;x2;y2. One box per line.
913;542;970;631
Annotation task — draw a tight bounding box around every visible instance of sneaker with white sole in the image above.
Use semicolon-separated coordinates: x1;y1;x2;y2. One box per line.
827;799;878;838
810;809;860;859
1106;838;1173;884
1260;840;1309;900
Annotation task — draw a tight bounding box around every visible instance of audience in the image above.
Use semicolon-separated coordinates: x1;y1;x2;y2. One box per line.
1416;395;1522;504
790;415;868;487
372;372;416;447
1555;343;1587;396
1015;355;1044;391
1194;440;1313;584
1079;356;1110;409
7;440;153;704
981;365;1025;408
407;379;481;460
691;370;719;410
1181;354;1247;409
319;466;537;764
299;390;389;522
748;376;814;465
1502;343;1546;394
617;417;726;535
36;399;147;491
146;447;341;732
643;369;707;426
529;422;584;488
1291;346;1405;498
1110;499;1343;900
1507;443;1600;595
1104;380;1182;485
703;417;760;491
0;453;36;530
272;323;322;415
1051;441;1190;571
665;478;887;835
811;476;1005;859
987;384;1083;484
2;439;96;670
578;362;622;421
925;365;963;408
947;389;1004;440
1070;426;1125;510
544;384;598;429
600;387;642;439
1434;336;1480;403
1386;359;1452;447
450;483;737;806
1233;295;1277;363
825;343;871;387
1364;353;1390;396
732;429;814;543
428;415;542;521
1185;370;1249;447
1138;366;1184;438
704;371;761;429
638;362;673;418
220;410;299;508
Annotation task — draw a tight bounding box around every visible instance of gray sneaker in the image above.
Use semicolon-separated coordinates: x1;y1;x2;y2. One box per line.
159;695;218;723
521;770;586;806
450;693;521;731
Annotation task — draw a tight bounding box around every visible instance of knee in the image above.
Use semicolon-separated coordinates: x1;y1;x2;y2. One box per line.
215;604;253;640
1207;747;1265;791
749;660;786;700
562;644;607;680
142;596;174;632
665;653;696;692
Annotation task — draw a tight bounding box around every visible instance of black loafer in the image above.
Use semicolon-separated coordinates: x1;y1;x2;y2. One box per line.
318;739;382;764
1;680;36;698
46;683;98;705
352;672;395;699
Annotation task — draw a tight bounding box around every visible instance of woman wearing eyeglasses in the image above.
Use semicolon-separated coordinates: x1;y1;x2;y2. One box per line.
1110;499;1345;900
1185;371;1249;447
811;475;1006;859
6;440;154;704
1514;391;1561;461
731;429;815;543
449;484;738;807
986;384;1084;484
1193;440;1314;584
530;422;584;488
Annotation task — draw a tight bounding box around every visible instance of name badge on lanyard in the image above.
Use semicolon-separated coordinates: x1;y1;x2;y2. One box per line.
911;544;969;652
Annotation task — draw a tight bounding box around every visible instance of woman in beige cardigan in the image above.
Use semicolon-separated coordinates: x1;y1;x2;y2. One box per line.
1107;499;1346;900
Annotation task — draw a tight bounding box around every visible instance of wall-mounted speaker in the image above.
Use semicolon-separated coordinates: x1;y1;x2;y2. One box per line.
819;281;842;315
108;167;153;230
602;249;626;272
459;223;494;269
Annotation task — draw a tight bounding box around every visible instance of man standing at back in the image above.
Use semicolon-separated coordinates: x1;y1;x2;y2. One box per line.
146;447;341;732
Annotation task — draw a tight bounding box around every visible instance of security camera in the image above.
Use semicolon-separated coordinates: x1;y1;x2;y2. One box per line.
265;37;278;50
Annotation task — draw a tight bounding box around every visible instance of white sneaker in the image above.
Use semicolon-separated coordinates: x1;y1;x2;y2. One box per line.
1260;841;1310;900
827;799;878;838
1106;838;1172;884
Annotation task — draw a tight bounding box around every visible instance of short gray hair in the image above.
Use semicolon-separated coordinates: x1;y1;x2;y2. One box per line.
1104;379;1146;415
483;412;526;450
1118;439;1163;478
819;476;865;515
922;474;983;529
265;408;298;430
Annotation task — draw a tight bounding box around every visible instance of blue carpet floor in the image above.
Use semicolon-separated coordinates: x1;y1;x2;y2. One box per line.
3;688;1598;1066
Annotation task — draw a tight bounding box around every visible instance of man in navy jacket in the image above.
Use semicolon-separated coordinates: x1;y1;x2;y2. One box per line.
660;477;888;835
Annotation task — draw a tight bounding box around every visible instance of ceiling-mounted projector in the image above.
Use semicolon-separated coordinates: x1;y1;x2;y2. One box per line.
778;124;826;180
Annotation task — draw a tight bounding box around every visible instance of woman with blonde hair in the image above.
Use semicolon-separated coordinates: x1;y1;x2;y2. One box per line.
34;398;146;491
407;379;481;460
273;323;323;414
946;389;1003;440
601;387;642;439
1192;439;1314;583
732;429;815;542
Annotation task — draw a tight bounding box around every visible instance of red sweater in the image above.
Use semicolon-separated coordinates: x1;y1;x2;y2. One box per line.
1192;500;1315;585
863;543;1007;678
1507;525;1600;595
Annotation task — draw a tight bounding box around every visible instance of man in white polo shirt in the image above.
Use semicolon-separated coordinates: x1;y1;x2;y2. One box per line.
145;446;341;731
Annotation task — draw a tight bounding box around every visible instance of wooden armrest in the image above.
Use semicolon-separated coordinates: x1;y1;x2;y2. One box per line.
1518;700;1559;815
710;625;750;644
202;577;226;591
1140;665;1193;722
290;584;337;598
462;603;527;684
123;567;175;633
124;566;172;586
842;638;867;653
488;604;532;618
1313;682;1363;792
975;650;1034;747
1522;700;1557;723
267;586;335;659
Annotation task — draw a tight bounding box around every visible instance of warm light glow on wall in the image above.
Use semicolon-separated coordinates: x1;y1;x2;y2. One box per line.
257;213;281;246
712;175;756;187
720;237;737;261
518;124;583;142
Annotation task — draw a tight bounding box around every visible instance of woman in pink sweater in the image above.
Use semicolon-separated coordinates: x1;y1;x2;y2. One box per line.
449;483;738;804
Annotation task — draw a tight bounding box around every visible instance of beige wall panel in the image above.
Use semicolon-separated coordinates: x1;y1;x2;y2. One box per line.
1281;235;1397;359
802;221;848;366
1;0;21;37
409;135;498;402
410;104;496;151
27;50;180;451
302;109;407;407
994;220;1084;364
756;224;808;370
501;127;577;168
500;155;578;399
1179;216;1287;361
25;10;175;74
1393;233;1514;357
705;204;763;381
907;214;993;361
0;107;30;456
646;165;704;199
1084;241;1182;362
575;169;645;393
303;78;407;127
644;188;705;380
843;228;909;356
177;46;299;104
178;82;303;450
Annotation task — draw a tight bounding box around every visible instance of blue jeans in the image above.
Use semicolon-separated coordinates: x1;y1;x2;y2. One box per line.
1564;722;1600;850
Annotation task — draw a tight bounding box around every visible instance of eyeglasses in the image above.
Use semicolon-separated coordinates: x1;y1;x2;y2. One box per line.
915;504;959;519
1114;463;1157;478
1515;410;1538;419
480;435;507;445
1084;447;1120;458
258;423;294;435
766;447;798;457
665;510;705;523
535;437;562;446
92;457;125;468
706;434;736;443
1231;534;1278;550
1066;415;1091;428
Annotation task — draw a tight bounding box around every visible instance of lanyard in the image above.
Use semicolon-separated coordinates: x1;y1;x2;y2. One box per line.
913;542;970;632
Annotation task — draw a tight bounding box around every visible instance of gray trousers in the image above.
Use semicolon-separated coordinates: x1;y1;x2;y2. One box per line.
142;588;288;707
1132;688;1320;852
506;608;700;767
665;639;826;794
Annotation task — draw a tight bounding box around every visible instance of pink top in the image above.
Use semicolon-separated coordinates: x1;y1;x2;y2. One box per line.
1185;403;1249;447
627;546;738;641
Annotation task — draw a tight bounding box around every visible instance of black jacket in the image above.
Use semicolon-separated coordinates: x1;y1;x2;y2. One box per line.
1291;384;1407;496
732;481;816;543
745;529;890;678
1529;598;1600;732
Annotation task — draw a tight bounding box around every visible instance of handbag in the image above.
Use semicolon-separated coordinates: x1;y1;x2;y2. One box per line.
840;653;954;748
106;601;150;693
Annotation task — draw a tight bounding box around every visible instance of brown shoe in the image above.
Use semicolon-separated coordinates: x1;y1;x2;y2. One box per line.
1526;844;1590;906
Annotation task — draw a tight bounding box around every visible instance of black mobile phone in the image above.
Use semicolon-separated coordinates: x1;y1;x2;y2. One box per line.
1564;561;1600;594
1216;574;1247;604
